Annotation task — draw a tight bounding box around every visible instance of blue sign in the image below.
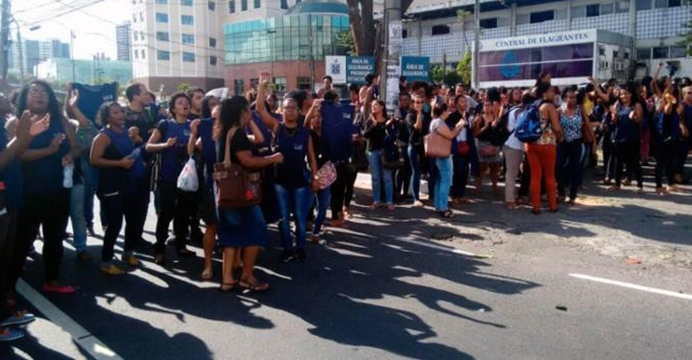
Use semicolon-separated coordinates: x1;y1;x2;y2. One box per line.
401;56;430;82
346;56;376;84
499;51;521;79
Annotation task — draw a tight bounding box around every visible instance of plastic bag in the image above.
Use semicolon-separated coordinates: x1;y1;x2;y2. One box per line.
177;158;199;192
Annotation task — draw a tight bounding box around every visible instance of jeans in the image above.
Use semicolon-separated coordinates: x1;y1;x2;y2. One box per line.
434;156;453;212
274;184;311;250
312;187;331;235
452;154;471;199
100;191;141;262
81;158;97;228
655;140;677;188
408;144;422;201
70;182;88;252
526;144;557;211
558;140;585;200
614;141;643;188
367;150;394;205
8;191;70;288
503;147;523;203
155;181;196;254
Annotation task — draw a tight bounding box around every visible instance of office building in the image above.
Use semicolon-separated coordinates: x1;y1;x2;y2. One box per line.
116;21;132;62
35;58;133;86
9;39;70;77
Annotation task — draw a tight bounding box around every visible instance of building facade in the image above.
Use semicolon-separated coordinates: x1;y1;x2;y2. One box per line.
35;58;133;86
9;39;70;78
401;0;691;86
131;0;225;93
116;21;132;62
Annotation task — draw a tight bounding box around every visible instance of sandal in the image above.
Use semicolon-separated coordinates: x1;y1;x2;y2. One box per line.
387;204;395;211
239;279;269;292
636;187;645;194
218;282;236;292
607;185;620;192
369;203;380;210
201;268;213;280
439;210;454;218
413;200;424;207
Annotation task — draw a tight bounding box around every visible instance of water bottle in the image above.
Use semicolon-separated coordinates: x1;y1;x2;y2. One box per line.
63;163;74;189
127;147;142;160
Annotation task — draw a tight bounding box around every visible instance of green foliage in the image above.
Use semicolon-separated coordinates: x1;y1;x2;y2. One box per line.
682;20;692;56
456;52;472;86
431;64;462;87
177;82;192;93
335;29;356;56
456;9;471;23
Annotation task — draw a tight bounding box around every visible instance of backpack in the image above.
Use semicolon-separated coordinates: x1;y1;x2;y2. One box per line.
515;100;546;143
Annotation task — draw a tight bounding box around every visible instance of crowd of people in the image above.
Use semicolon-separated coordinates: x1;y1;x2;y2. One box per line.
0;64;690;341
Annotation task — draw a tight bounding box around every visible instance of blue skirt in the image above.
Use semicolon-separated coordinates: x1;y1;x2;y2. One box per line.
216;205;269;248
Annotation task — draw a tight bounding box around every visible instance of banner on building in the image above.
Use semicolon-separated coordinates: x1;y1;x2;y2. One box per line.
400;56;430;82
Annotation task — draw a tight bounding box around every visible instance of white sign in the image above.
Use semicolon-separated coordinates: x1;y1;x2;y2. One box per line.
386;77;400;116
325;56;347;84
389;21;403;46
480;29;597;52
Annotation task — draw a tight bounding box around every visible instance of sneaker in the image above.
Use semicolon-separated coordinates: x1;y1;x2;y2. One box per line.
295;248;307;263
1;312;36;327
76;251;93;262
122;255;141;267
100;264;125;276
0;327;25;342
42;283;76;294
281;249;295;263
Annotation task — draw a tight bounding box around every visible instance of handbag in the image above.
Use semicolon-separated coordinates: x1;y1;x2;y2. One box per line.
424;132;452;158
212;127;262;209
456;141;470;155
316;161;337;189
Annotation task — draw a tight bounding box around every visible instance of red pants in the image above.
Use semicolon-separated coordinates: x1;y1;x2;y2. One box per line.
526;143;557;211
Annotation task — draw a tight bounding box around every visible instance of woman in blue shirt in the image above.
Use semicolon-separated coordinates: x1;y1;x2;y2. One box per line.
146;92;196;264
7;81;80;295
608;84;645;193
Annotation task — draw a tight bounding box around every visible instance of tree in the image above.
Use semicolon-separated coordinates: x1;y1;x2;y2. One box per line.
431;64;462;87
456;52;472;85
347;0;416;56
334;29;356;56
177;82;192;93
678;1;692;55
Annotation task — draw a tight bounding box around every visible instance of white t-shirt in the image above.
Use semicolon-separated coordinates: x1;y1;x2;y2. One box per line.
504;107;525;151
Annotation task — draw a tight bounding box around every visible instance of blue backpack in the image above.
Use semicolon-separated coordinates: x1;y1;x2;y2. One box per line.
515;100;546;143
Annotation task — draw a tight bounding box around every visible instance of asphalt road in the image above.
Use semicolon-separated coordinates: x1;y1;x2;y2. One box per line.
2;167;692;360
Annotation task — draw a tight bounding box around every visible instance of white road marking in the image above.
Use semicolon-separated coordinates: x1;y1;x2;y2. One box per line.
569;273;692;301
394;235;479;257
17;279;123;360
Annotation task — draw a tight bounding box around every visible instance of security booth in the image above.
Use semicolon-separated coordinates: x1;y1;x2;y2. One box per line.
475;29;634;88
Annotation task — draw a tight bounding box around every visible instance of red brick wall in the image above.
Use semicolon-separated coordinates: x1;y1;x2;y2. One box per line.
224;60;326;94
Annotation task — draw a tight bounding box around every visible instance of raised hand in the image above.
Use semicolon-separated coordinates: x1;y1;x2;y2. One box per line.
165;137;178;148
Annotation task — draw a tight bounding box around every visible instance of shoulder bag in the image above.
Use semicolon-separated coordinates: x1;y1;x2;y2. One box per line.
424;131;452;158
213;127;262;209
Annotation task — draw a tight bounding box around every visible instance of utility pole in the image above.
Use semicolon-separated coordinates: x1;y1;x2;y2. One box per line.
1;0;11;84
70;30;76;82
15;19;23;83
472;0;480;90
382;0;402;117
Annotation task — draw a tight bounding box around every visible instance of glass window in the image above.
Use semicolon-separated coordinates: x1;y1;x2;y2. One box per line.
555;9;567;19
209;37;217;48
431;25;450;36
133;32;137;41
182;34;195;44
156;31;169;41
254;0;260;9
210;56;218;66
654;0;667;8
183;52;195;62
208;1;216;11
132;14;137;23
155;0;167;3
571;6;586;18
669;0;681;7
636;48;651;59
182;15;194;25
229;0;235;13
241;0;248;11
157;50;170;60
652;46;669;59
586;4;599;17
601;3;614;14
402;29;408;38
635;0;652;10
516;14;529;25
273;77;287;92
181;0;192;5
281;0;288;9
233;79;244;95
140;31;144;40
156;13;168;23
613;49;620;58
598;46;606;56
670;46;687;58
479;18;497;29
530;10;554;24
142;49;146;59
135;50;139;59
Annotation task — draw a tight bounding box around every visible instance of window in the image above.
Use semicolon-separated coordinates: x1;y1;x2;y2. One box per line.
139;12;144;21
613;50;619;58
156;13;168;23
516;14;529;25
182;34;195;44
586;4;599;17
601;3;614;14
635;0;652;10
530;10;554;23
431;25;450;36
598;46;606;56
133;32;138;41
140;31;144;40
669;0;681;7
156;31;169;41
155;0;167;3
624;50;630;60
157;50;170;60
181;15;194;25
208;1;216;11
479;18;497;29
636;48;651;59
652;46;669;59
654;0;667;8
297;77;311;90
183;52;195;62
141;50;146;59
233;79;244;96
132;14;137;23
209;37;217;48
210;56;218;66
402;29;408;39
241;0;248;11
254;0;260;8
273;77;286;92
280;0;288;9
229;0;235;13
571;6;586;18
135;50;139;59
670;46;687;58
181;0;193;6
